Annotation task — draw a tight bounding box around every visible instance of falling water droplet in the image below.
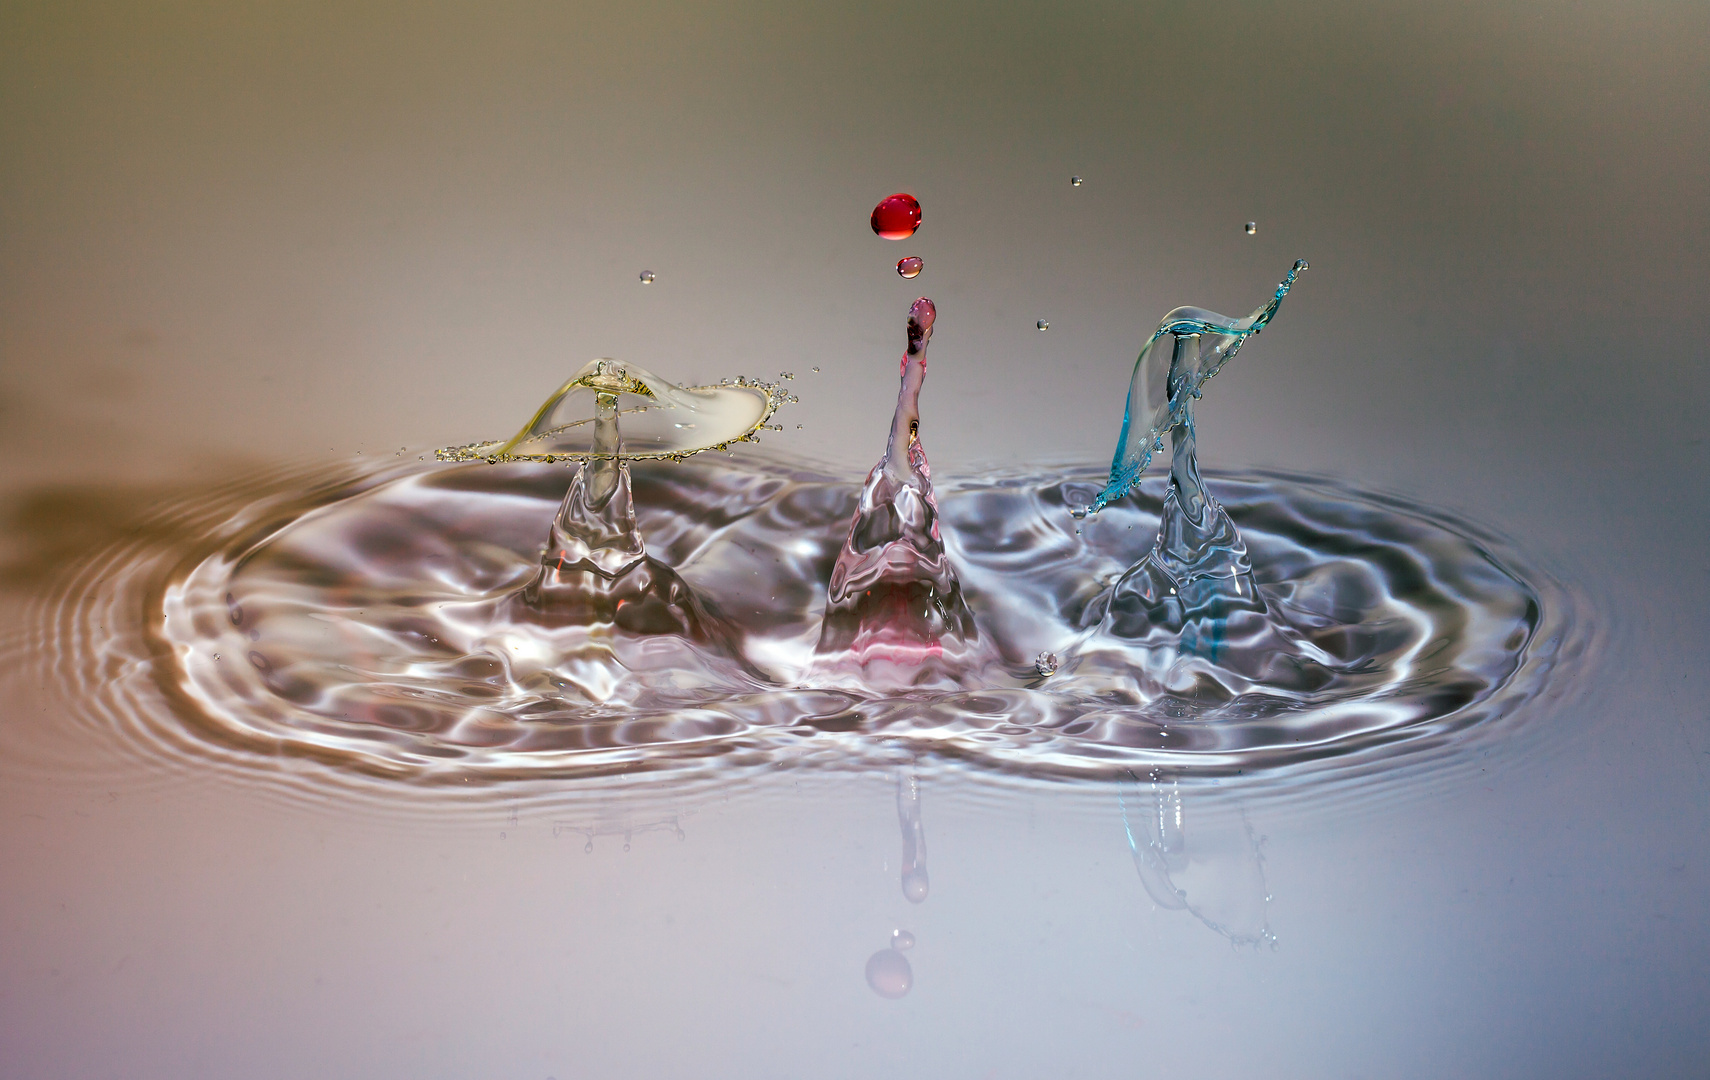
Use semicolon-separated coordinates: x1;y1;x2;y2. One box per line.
1071;175;1083;187
1244;222;1257;235
1293;258;1309;272
891;929;915;951
865;948;914;999
811;366;820;373
870;193;922;240
896;256;923;279
639;270;657;284
1037;320;1050;331
1035;650;1059;678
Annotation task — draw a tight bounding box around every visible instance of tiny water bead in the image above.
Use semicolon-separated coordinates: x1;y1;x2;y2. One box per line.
1035;651;1059;678
1244;222;1256;235
870;193;922;240
639;270;657;284
896;256;923;279
891;929;916;951
1071;176;1083;187
1037;320;1050;331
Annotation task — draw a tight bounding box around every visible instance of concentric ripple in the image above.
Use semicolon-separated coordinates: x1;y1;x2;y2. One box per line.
122;456;1569;784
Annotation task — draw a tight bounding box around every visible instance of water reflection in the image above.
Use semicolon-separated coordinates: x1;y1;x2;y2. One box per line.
551;813;686;854
897;769;930;903
864;945;914;999
1121;774;1275;948
130;458;1558;787
865;772;930;999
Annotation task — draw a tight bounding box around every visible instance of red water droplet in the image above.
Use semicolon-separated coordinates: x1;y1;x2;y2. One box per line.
909;297;936;333
896;256;923;279
870;193;921;240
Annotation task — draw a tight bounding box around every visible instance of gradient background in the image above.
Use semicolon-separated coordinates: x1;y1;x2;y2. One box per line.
2;2;1708;1078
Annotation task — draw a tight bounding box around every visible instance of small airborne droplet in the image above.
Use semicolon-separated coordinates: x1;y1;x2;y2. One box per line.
811;366;820;373
891;929;916;951
896;256;923;279
1071;175;1083;187
1244;222;1257;235
1037;320;1050;331
870;193;922;240
1035;650;1059;678
639;270;657;284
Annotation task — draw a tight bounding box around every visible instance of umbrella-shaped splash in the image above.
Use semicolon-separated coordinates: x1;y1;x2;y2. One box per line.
437;358;789;464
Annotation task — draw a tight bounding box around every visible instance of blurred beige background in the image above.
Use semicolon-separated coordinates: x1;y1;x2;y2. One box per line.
5;1;1703;502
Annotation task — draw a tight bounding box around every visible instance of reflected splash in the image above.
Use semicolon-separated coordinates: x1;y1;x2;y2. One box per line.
1122;774;1275;948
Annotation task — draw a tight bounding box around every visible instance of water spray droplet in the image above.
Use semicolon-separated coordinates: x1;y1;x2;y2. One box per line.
865;948;913;999
1293;258;1309;272
1035;650;1058;678
896;256;923;279
891;929;915;951
1071;175;1083;187
811;366;820;373
1037;320;1050;331
1244;222;1257;235
639;270;656;284
870;193;922;240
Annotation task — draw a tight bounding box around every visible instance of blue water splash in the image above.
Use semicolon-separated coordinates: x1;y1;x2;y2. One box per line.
1076;260;1307;517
